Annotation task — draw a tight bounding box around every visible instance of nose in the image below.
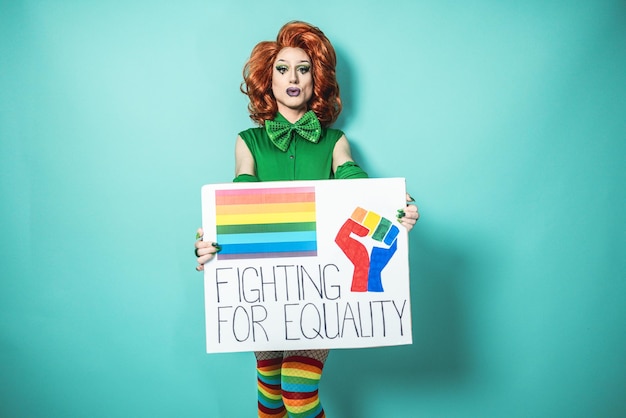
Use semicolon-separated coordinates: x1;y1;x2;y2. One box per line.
290;69;298;84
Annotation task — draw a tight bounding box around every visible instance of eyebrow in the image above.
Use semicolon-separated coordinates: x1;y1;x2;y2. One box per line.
275;59;311;64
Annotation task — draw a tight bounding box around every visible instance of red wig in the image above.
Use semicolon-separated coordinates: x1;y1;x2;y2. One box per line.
241;21;342;127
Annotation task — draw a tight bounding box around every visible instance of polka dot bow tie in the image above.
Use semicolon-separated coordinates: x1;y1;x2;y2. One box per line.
265;110;322;152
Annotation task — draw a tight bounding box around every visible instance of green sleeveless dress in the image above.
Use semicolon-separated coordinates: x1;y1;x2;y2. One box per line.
236;113;368;182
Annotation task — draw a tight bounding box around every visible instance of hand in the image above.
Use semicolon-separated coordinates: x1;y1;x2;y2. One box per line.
397;193;420;232
194;228;221;271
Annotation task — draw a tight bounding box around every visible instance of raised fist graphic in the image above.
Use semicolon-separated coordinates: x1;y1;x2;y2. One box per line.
335;207;400;292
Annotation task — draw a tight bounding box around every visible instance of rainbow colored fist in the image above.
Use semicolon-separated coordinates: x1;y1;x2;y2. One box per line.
334;207;400;292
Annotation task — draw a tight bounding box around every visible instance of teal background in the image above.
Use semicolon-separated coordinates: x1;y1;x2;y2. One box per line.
1;0;624;417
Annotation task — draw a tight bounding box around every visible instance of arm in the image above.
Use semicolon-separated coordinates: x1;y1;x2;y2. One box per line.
195;136;257;271
333;135;420;231
331;135;354;174
332;135;369;179
235;135;256;177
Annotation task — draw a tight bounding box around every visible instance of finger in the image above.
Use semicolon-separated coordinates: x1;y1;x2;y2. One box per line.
400;217;418;228
197;252;216;265
397;207;418;221
398;205;418;229
196;264;204;272
398;217;416;232
196;228;204;240
404;205;419;220
401;217;417;226
195;245;219;258
195;240;211;250
405;193;415;203
195;242;222;266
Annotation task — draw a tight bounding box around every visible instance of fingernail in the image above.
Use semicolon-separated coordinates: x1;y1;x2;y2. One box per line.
407;194;415;202
396;209;405;218
196;231;202;240
212;242;223;252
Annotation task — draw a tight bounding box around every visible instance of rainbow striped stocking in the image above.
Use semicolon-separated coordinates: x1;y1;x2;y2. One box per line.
256;354;287;418
281;351;328;418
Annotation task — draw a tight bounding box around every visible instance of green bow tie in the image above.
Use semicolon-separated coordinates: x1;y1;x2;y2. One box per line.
265;111;322;152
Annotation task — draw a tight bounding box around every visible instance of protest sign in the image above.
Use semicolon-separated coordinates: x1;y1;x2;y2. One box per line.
201;178;412;353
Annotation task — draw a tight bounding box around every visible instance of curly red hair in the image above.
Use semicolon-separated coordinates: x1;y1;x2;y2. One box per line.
241;21;342;127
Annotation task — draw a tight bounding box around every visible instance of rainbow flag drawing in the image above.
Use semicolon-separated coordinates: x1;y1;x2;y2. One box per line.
215;186;317;260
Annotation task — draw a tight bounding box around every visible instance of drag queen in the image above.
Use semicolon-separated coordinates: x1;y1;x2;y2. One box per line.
195;21;419;417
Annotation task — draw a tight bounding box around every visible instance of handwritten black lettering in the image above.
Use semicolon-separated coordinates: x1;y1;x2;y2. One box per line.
217;305;232;343
283;303;300;341
300;303;323;340
215;268;234;303
251;304;269;341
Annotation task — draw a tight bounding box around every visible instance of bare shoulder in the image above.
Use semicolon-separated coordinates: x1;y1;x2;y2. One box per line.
332;134;354;172
235;135;255;176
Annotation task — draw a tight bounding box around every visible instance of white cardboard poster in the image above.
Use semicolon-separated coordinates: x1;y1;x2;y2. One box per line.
201;178;412;353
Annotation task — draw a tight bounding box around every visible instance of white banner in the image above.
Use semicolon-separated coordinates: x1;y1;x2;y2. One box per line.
201;178;412;353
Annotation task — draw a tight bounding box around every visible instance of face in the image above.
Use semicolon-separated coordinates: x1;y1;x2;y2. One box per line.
271;47;313;118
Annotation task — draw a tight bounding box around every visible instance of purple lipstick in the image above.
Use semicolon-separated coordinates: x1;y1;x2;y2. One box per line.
286;87;301;97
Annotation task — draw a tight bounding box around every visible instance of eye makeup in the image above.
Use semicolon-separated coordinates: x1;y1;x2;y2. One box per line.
296;64;311;74
274;60;311;75
275;64;288;74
